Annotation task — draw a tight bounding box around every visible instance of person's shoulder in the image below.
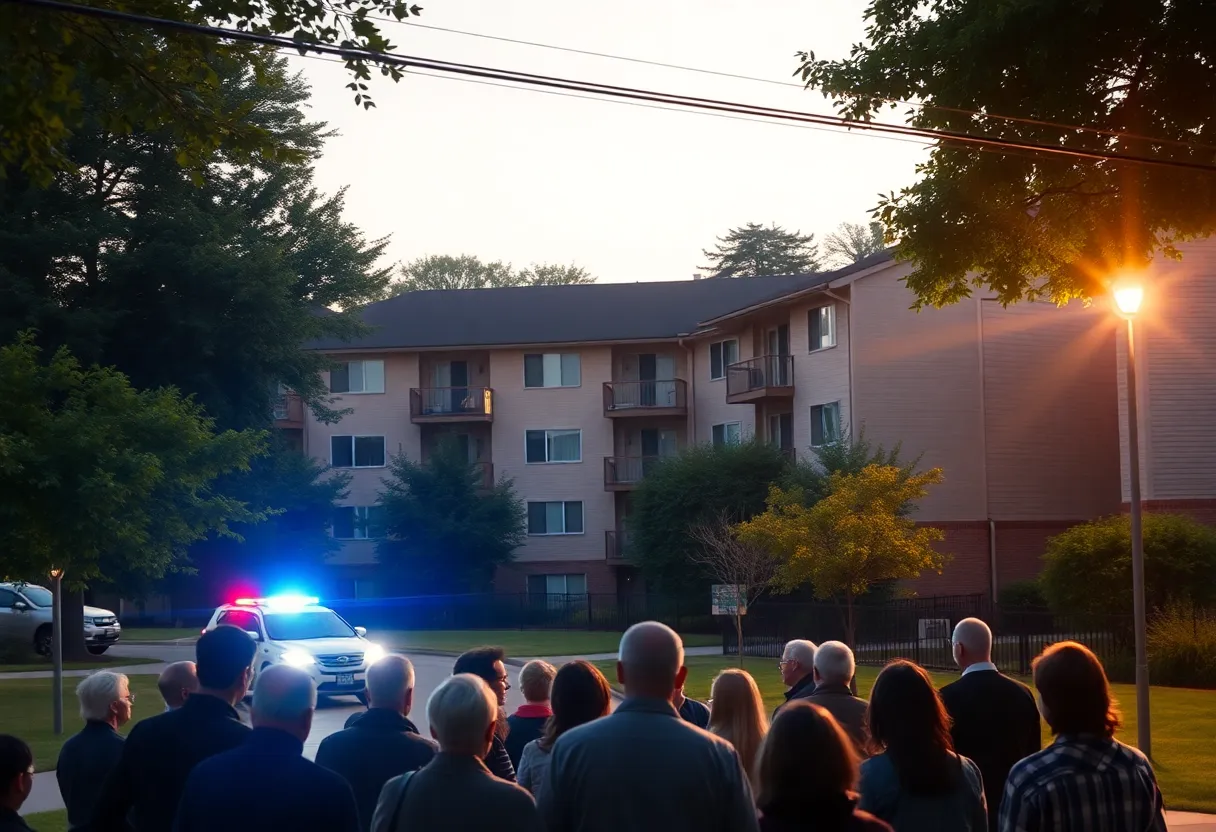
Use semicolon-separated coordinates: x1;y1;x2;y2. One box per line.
487;774;538;809
851;807;894;831
1005;743;1062;792
957;754;985;788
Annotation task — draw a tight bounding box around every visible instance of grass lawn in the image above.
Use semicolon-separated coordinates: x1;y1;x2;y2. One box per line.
24;810;66;832
375;629;719;657
0;656;161;673
119;627;201;641
592;656;1216;814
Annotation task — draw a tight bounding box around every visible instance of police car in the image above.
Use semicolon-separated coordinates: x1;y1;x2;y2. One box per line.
202;595;386;703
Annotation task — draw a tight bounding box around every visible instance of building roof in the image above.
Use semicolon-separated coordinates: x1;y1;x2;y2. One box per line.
308;253;893;351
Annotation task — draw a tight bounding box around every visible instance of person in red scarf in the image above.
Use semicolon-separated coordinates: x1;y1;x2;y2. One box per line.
505;660;556;770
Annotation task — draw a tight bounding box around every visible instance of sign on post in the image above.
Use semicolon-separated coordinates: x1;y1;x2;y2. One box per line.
711;584;746;616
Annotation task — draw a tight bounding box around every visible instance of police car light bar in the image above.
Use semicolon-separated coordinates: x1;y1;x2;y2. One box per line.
232;594;319;609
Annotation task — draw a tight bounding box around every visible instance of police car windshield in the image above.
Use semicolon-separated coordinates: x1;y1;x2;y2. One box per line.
262;610;353;641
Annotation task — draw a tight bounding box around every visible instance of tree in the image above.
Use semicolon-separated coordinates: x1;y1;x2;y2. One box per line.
0;334;267;659
689;513;780;667
822;221;886;267
3;0;423;184
701;223;821;277
782;424;917;506
389;254;595;293
377;440;526;593
736;465;947;646
797;2;1216;307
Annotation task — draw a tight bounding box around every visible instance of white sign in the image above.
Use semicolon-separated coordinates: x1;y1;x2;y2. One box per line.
711;584;746;616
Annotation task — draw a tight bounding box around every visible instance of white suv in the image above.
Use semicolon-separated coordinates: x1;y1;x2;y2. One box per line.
202;595;386;703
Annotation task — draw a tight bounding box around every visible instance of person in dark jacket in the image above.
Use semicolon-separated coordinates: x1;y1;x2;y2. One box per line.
452;647;515;781
92;625;256;832
805;642;869;756
504;660;555;769
773;639;817;718
940;618;1041;831
0;736;35;832
175;665;358;832
316;655;437;832
675;685;710;728
57;671;131;831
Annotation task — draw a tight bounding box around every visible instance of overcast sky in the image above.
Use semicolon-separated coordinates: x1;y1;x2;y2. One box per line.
290;0;931;283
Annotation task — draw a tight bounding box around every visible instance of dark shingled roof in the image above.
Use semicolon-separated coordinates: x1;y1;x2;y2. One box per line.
309;252;892;351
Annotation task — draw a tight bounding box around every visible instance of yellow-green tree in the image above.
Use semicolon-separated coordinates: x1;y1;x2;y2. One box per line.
736;464;948;647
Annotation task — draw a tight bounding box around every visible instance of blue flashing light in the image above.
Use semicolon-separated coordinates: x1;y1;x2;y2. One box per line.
263;593;320;610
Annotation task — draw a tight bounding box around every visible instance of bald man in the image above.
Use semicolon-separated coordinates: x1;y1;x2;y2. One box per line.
940;617;1041;831
157;662;198;712
538;621;758;832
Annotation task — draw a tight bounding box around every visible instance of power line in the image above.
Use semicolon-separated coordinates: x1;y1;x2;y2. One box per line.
9;0;1216;174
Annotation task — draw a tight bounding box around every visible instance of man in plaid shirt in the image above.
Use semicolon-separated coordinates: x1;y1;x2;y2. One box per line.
999;641;1166;832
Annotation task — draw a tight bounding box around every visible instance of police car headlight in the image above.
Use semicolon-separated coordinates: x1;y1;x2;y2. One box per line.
363;643;386;666
281;650;315;667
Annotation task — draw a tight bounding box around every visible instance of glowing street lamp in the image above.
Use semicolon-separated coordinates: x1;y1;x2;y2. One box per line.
49;566;64;735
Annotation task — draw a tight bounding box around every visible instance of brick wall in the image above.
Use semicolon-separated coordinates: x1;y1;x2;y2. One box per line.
993;521;1081;589
906;522;990;596
494;559;618;594
1127;498;1216;526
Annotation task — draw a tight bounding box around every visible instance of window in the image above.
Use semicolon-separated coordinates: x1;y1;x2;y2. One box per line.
712;422;742;447
0;588;15;608
527;574;588;596
809;304;836;351
525;429;582;463
524;353;581;388
331;435;386;468
263;610;355;641
709;339;739;380
217;610;262;636
810;402;842;447
527;501;584;535
332;506;387;539
330;360;385;394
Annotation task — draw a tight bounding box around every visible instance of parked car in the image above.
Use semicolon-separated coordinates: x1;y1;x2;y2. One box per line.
0;582;122;656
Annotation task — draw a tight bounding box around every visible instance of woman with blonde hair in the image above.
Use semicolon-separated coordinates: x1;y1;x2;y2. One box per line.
707;668;768;786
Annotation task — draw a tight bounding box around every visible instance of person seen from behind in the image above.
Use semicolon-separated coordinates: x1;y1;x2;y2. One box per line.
999;641;1166;832
57;671;132;832
370;674;537;832
452;647;515;781
805;641;869;756
517;660;611;801
774;639;817;717
754;701;891;832
675;682;711;728
505;660;555;770
156;662;198;712
0;736;34;832
859;660;987;832
707;668;769;789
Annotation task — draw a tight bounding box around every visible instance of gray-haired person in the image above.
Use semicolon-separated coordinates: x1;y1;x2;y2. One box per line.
157;662;198;712
804;641;869;755
774;639;818;717
57;671;133;831
372;674;537;832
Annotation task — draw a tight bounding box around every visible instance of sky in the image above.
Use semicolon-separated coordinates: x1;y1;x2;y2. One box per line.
289;0;932;283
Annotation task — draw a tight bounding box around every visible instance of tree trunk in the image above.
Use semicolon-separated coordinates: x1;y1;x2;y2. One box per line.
735;612;745;669
60;589;103;662
846;591;858;696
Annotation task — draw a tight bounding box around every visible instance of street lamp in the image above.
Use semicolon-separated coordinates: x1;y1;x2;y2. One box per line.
49;566;64;735
1113;279;1151;759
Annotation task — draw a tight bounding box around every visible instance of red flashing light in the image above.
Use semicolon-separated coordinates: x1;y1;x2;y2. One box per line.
233;598;258;606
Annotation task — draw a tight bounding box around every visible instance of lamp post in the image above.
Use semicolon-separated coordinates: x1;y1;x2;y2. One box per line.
1113;283;1151;759
49;566;64;736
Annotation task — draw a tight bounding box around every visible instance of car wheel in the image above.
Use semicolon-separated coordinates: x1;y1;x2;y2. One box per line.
34;626;52;658
87;645;109;656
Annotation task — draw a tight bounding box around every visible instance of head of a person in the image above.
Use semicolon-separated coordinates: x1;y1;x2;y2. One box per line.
519;660;557;705
951;618;993;671
195;625;257;704
453;646;509;708
708;669;769;775
540;660;612;750
252;664;317;743
1033;641;1120;738
76;671;133;728
812;641;856;688
157;661;199;710
867;660;958;795
0;735;33;812
617;621;686;700
428;673;498;757
755;702;858;812
367;654;416;715
779;639;817;688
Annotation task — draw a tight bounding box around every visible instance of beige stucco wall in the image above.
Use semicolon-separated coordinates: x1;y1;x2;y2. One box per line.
791;291;853;457
693;325;758;442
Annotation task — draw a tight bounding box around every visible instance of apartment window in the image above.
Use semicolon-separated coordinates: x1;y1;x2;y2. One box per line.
527;573;588;596
810;402;842;447
331;435;386;468
330;360;385;394
709;339;739;380
712;422;742;447
524;353;581;388
525;429;582;463
527;501;584;535
809;304;837;351
332;506;387;540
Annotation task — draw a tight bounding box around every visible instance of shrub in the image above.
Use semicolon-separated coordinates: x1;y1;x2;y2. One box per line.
1147;604;1216;689
999;580;1047;609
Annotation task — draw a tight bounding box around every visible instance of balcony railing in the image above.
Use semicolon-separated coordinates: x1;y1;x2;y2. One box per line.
725;355;795;403
602;379;688;417
410;387;494;423
272;392;304;428
605;529;632;563
604;456;665;490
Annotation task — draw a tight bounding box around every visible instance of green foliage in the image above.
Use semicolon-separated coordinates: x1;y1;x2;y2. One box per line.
701;222;821;277
390;254;595;293
629;439;791;587
1148;604;1216;689
797;1;1216;306
782;424;916;506
823;221;886;267
1041;514;1216;618
376;440;526;593
998;579;1048;609
0;333;267;589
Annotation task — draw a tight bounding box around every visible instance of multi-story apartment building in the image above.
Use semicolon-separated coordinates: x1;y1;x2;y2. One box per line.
300;252;1125;601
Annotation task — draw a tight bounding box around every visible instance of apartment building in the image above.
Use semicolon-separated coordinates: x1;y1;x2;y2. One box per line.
298;252;1124;600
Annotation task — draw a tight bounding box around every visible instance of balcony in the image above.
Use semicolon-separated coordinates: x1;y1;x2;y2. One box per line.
725;355;795;404
605;529;632;565
603;456;664;491
272;392;304;429
602;380;688;418
410;387;494;423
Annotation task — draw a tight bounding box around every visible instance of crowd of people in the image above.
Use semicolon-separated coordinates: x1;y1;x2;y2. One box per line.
0;617;1169;832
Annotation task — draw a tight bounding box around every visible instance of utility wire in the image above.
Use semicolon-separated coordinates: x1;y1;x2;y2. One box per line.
9;0;1216;174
